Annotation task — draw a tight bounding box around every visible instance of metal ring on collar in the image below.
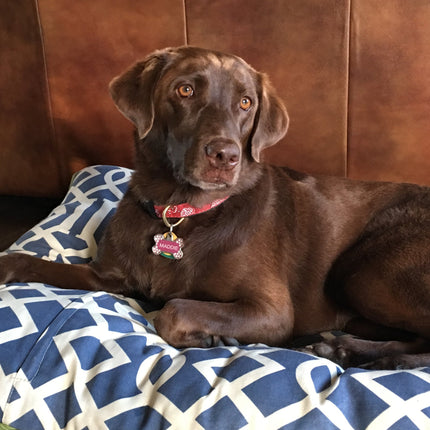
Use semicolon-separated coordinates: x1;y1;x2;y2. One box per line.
162;205;185;229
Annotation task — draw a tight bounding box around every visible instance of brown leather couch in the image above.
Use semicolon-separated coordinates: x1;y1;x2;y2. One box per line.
1;0;430;248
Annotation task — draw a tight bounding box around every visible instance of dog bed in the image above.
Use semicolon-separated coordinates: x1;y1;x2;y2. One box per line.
1;165;430;430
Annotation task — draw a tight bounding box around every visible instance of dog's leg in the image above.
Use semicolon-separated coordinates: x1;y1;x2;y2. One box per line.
154;296;294;348
300;334;430;369
0;253;125;293
321;216;430;369
361;352;430;370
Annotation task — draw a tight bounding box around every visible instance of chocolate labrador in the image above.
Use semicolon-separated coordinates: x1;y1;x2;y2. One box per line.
1;46;430;369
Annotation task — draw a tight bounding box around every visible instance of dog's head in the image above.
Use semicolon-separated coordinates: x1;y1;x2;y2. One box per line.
110;46;289;192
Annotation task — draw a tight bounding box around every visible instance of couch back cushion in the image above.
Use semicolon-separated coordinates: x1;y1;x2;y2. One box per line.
1;0;430;197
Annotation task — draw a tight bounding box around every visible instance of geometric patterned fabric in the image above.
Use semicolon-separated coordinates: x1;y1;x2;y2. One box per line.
1;165;430;429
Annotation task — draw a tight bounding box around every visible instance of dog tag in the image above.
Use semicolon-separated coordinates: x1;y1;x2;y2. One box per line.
152;205;185;260
152;231;184;260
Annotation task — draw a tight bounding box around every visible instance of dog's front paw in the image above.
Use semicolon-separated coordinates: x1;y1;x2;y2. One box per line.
154;299;214;348
0;253;32;284
297;336;359;368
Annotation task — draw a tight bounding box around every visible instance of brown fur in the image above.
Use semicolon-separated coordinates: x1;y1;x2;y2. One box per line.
1;47;430;369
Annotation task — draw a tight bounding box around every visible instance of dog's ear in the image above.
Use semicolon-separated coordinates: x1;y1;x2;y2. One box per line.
251;73;289;162
109;50;171;139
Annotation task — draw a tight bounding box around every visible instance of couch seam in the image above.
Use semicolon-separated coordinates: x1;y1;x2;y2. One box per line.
345;0;352;178
34;0;67;195
183;0;189;45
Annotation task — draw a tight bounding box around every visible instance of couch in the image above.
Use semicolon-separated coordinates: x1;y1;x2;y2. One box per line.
1;1;430;428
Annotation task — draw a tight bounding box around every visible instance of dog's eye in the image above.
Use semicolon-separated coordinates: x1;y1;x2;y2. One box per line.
240;97;252;111
177;84;194;98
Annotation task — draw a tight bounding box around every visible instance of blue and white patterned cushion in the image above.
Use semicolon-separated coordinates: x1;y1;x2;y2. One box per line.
1;165;430;429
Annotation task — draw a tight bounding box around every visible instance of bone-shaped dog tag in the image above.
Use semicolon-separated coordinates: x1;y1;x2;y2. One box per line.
152;205;185;260
152;231;184;260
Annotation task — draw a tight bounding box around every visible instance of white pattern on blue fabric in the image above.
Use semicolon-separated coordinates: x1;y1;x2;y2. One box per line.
1;165;429;429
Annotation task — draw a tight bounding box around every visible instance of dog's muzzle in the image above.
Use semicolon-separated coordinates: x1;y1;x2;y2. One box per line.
185;139;242;190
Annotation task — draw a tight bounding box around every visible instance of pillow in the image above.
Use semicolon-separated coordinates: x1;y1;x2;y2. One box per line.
5;165;131;263
1;165;429;430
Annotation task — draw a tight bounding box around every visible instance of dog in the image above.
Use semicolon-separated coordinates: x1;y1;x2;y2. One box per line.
1;46;430;369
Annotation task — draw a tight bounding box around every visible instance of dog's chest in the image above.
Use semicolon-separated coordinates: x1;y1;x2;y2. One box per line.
142;232;242;302
115;195;261;301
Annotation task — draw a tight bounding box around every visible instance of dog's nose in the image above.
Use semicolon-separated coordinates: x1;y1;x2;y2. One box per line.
205;140;240;170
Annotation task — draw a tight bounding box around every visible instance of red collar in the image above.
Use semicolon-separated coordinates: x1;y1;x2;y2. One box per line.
153;197;229;218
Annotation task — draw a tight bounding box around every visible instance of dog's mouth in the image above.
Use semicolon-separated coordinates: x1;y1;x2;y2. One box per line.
187;167;239;190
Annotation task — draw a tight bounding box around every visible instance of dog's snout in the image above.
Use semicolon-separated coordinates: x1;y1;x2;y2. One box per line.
205;141;240;170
